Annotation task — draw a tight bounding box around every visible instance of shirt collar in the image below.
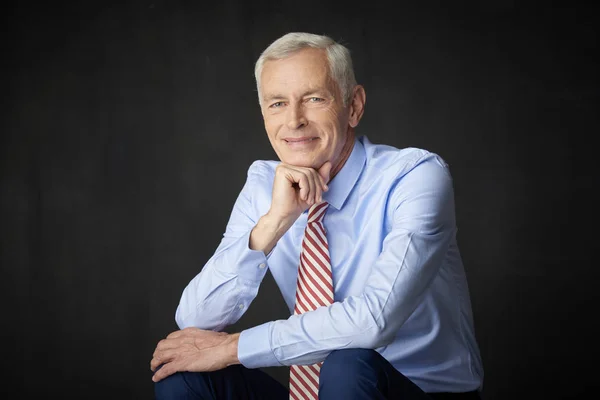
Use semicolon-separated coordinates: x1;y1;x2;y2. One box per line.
322;136;366;210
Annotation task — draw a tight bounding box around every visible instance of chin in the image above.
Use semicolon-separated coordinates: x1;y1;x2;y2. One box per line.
281;159;312;168
281;154;321;168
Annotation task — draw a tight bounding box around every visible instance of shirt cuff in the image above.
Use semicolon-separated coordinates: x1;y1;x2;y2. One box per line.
228;230;271;283
238;321;282;368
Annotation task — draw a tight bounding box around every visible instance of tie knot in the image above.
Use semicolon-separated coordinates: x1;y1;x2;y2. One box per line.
308;201;328;223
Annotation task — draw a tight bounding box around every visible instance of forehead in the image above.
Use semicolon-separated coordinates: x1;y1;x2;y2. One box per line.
260;48;333;95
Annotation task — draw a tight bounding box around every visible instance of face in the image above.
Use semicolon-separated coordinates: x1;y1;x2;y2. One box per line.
259;48;352;169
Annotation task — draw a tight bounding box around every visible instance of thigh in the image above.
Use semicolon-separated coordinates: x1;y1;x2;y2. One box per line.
155;365;289;400
319;349;432;400
367;354;480;400
427;391;482;400
373;357;433;400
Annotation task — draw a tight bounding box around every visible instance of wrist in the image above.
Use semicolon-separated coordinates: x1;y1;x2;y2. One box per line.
263;210;297;233
250;212;294;254
225;333;241;366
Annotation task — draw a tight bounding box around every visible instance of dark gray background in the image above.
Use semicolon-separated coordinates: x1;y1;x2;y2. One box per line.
2;1;597;399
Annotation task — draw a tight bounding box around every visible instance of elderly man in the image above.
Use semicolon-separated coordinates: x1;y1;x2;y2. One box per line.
151;32;484;400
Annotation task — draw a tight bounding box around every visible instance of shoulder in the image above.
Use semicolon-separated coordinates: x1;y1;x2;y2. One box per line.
245;159;279;182
241;159;279;204
360;136;452;183
359;137;457;230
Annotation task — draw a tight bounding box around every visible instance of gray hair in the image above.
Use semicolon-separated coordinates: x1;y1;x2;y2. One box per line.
254;32;357;107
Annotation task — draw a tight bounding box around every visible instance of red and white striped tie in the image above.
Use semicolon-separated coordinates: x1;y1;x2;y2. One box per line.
289;201;333;400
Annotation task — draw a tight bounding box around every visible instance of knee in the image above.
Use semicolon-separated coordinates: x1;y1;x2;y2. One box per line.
320;349;384;381
154;372;191;400
155;370;212;400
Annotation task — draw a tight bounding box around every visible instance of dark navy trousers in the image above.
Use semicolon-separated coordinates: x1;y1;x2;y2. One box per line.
154;349;481;400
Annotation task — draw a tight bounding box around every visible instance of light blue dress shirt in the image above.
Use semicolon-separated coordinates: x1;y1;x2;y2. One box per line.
175;135;484;393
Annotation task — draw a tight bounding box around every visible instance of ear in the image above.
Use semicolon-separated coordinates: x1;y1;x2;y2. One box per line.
348;85;366;128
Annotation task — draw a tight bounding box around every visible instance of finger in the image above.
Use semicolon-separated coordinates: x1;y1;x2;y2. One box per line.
302;169;316;205
150;356;161;372
151;349;178;371
152;340;174;359
167;327;223;339
291;170;311;203
308;169;323;203
318;161;332;187
151;354;164;372
154;338;169;353
170;327;204;338
166;330;184;339
154;338;183;353
152;360;183;382
317;170;328;192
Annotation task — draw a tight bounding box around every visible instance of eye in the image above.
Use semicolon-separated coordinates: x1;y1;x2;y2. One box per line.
308;97;324;103
269;101;285;108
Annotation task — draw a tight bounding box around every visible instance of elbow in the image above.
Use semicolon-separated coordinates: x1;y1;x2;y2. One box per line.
174;302;206;330
343;295;399;349
175;302;227;331
175;304;194;329
365;324;397;349
174;287;213;329
359;296;399;349
350;312;398;349
175;285;199;329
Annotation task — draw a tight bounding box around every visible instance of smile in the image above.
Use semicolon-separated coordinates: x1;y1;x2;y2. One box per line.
284;137;318;143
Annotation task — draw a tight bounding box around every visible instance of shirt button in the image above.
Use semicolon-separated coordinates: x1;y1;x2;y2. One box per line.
238;304;244;310
259;263;266;269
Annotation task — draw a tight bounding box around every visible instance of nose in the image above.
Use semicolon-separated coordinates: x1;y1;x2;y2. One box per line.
286;103;307;130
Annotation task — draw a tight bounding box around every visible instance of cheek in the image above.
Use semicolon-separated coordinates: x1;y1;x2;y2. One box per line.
263;118;279;140
319;111;344;142
311;109;339;131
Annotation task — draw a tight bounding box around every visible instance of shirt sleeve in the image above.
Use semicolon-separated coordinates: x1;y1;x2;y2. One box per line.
175;162;272;331
238;155;456;368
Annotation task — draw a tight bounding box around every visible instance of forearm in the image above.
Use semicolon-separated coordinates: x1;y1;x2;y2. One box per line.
175;230;270;330
238;298;382;368
177;212;295;331
238;228;454;369
249;212;295;255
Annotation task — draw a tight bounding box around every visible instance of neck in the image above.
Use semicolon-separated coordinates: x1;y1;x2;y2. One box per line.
329;129;355;181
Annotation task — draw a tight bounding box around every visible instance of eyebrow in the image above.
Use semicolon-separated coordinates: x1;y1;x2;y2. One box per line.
262;90;330;104
262;94;286;103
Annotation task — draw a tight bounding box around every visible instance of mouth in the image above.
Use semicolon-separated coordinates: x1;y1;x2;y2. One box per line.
283;137;319;143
